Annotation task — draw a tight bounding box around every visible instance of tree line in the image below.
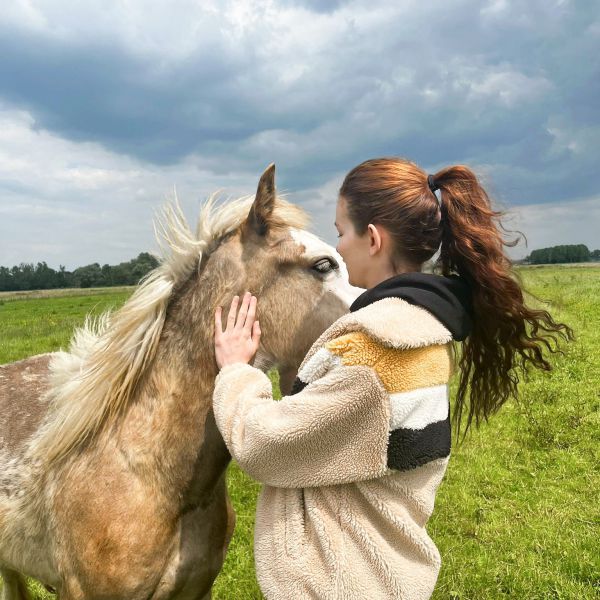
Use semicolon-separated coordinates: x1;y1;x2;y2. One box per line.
524;244;600;265
0;253;160;292
2;244;598;291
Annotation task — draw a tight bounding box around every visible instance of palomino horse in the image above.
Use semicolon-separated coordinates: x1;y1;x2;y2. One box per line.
0;165;360;599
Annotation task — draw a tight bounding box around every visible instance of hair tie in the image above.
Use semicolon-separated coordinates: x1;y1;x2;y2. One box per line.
427;174;439;194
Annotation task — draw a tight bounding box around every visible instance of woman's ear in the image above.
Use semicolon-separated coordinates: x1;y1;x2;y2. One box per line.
367;223;384;256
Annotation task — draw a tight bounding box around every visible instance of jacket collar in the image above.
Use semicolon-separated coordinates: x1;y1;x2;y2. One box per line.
350;272;473;341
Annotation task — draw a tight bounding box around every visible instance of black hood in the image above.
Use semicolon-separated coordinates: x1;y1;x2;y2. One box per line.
350;272;473;341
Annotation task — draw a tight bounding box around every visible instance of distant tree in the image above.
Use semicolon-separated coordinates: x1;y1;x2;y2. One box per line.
0;252;160;291
0;266;12;291
32;261;55;289
590;249;600;261
101;263;113;286
56;265;70;288
17;263;35;290
131;252;159;283
72;263;106;288
110;263;130;285
527;244;590;264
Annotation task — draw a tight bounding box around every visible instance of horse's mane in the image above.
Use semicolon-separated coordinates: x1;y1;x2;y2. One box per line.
29;194;308;465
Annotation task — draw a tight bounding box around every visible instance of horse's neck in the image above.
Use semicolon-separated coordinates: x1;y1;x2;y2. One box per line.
113;271;237;507
116;354;230;509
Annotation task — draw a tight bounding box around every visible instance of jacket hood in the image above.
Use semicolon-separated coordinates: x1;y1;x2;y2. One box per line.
350;272;473;341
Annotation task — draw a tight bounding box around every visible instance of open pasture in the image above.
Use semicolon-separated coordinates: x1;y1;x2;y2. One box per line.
0;266;598;599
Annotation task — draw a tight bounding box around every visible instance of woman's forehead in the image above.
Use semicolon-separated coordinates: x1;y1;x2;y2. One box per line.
335;196;349;220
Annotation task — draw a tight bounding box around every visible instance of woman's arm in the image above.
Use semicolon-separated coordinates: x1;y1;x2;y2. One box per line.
212;292;391;488
212;360;391;488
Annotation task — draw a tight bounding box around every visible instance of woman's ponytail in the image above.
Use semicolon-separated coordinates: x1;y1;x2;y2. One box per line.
433;165;573;435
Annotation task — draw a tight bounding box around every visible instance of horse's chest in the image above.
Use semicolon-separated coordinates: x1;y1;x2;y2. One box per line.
54;455;231;599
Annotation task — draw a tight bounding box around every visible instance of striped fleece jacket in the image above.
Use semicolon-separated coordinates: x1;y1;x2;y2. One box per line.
213;273;472;600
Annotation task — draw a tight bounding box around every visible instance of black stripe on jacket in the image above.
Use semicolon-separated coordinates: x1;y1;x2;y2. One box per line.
290;377;308;395
387;415;451;471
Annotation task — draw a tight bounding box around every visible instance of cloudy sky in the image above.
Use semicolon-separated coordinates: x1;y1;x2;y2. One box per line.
0;0;598;269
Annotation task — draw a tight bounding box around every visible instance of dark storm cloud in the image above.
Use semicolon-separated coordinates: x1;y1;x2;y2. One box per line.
0;0;598;206
0;28;264;163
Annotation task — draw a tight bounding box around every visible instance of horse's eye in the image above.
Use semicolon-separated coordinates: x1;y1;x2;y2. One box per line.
312;258;338;273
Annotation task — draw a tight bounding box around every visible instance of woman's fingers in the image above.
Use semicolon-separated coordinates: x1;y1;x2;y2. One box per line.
235;291;251;329
223;291;258;334
244;295;257;333
226;295;239;330
214;294;260;369
252;320;261;346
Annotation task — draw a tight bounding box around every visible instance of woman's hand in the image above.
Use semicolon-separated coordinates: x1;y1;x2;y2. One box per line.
214;291;261;370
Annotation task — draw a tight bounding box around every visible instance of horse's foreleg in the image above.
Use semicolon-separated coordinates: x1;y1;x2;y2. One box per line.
0;569;30;600
224;494;236;555
277;364;298;396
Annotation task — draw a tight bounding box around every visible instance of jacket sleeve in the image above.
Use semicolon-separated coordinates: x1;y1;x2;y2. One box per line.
212;360;391;488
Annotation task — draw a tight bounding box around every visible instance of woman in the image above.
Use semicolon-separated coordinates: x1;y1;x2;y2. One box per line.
212;158;571;599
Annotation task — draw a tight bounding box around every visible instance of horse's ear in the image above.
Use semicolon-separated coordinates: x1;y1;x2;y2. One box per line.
245;163;276;236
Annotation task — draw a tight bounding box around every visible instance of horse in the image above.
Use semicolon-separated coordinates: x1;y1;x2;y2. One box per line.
0;164;360;599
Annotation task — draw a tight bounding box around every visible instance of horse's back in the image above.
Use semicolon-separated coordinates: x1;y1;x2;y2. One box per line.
0;353;54;458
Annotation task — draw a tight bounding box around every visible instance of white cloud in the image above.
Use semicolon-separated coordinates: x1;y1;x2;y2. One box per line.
292;171;346;245
480;0;510;18
508;196;600;258
463;67;553;108
0;0;48;32
0;1;226;60
0;106;264;269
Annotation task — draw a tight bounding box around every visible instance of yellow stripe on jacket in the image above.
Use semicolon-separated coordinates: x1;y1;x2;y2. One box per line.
325;331;453;394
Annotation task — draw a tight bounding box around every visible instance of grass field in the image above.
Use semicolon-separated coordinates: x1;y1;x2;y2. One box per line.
0;267;598;599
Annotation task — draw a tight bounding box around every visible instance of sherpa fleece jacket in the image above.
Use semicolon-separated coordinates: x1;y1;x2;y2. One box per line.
213;274;472;600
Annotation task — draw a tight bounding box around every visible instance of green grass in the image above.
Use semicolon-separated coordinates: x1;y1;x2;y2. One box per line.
0;288;133;364
0;267;598;599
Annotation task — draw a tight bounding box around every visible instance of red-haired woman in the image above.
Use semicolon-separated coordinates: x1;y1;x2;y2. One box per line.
213;158;571;600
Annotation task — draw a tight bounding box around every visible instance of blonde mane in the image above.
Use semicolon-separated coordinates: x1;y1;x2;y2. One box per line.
30;194;308;465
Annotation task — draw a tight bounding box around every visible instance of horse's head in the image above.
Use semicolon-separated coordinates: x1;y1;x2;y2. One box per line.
37;164;361;466
202;165;360;390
